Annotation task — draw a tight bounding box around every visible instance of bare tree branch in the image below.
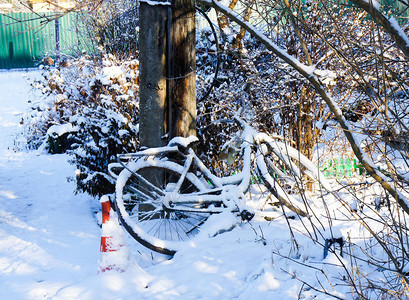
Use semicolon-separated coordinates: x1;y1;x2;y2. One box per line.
349;0;409;58
198;0;409;215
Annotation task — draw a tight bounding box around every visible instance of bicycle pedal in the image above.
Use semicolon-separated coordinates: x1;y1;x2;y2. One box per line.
240;209;254;221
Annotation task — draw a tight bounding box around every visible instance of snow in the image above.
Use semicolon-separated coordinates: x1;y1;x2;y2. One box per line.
388;16;409;49
362;0;380;10
0;70;404;299
139;0;171;6
168;135;199;148
47;123;76;137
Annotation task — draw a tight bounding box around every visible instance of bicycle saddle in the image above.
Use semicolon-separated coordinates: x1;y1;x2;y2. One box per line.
168;135;199;152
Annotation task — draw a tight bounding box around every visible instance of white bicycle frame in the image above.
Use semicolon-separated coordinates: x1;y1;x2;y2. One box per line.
111;114;330;217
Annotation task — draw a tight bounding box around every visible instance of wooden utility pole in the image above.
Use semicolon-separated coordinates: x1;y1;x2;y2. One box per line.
139;0;196;148
168;0;196;139
139;0;169;148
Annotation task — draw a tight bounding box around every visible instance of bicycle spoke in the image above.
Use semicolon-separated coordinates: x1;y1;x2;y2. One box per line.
174;213;204;236
137;208;162;222
115;160;219;254
124;178;159;202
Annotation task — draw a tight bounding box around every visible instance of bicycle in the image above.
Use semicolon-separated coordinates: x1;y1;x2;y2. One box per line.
109;111;331;255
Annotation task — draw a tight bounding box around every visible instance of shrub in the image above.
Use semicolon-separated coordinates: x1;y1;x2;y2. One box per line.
22;52;140;196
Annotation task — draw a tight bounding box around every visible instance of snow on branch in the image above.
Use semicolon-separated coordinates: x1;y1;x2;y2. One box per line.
349;0;409;58
139;0;171;6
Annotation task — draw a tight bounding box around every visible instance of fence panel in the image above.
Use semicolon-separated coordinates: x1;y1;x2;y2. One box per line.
0;13;91;69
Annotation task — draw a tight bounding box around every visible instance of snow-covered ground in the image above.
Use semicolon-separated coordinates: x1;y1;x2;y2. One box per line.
0;70;384;299
0;70;100;299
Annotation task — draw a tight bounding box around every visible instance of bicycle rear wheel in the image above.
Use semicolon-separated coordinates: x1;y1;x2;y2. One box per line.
256;141;331;216
115;158;214;255
261;140;330;190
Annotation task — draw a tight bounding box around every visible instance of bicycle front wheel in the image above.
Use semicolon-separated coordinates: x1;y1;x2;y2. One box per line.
115;158;213;255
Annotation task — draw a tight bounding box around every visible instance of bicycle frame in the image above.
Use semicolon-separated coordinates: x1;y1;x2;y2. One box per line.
112;116;268;216
113;114;330;218
115;149;252;215
111;113;332;254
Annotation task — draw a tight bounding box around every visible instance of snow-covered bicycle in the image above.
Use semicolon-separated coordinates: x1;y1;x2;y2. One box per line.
110;112;331;255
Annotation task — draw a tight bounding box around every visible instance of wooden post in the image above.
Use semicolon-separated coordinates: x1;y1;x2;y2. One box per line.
139;0;169;148
169;0;196;138
55;2;60;63
139;0;196;144
138;1;170;208
55;18;60;61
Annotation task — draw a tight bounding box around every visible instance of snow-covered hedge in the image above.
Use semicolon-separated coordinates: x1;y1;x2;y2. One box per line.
22;53;140;196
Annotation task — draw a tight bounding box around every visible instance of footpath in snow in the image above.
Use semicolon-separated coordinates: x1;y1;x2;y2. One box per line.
0;70;350;299
0;70;100;299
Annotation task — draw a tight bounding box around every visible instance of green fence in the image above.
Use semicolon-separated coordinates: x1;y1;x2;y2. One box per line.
0;13;93;69
321;157;365;178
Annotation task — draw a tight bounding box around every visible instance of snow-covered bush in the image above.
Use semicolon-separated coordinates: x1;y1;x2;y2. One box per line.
196;34;323;175
22;53;140;196
203;1;409;297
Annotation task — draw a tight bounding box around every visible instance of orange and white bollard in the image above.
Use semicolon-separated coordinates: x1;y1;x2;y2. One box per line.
98;195;129;273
